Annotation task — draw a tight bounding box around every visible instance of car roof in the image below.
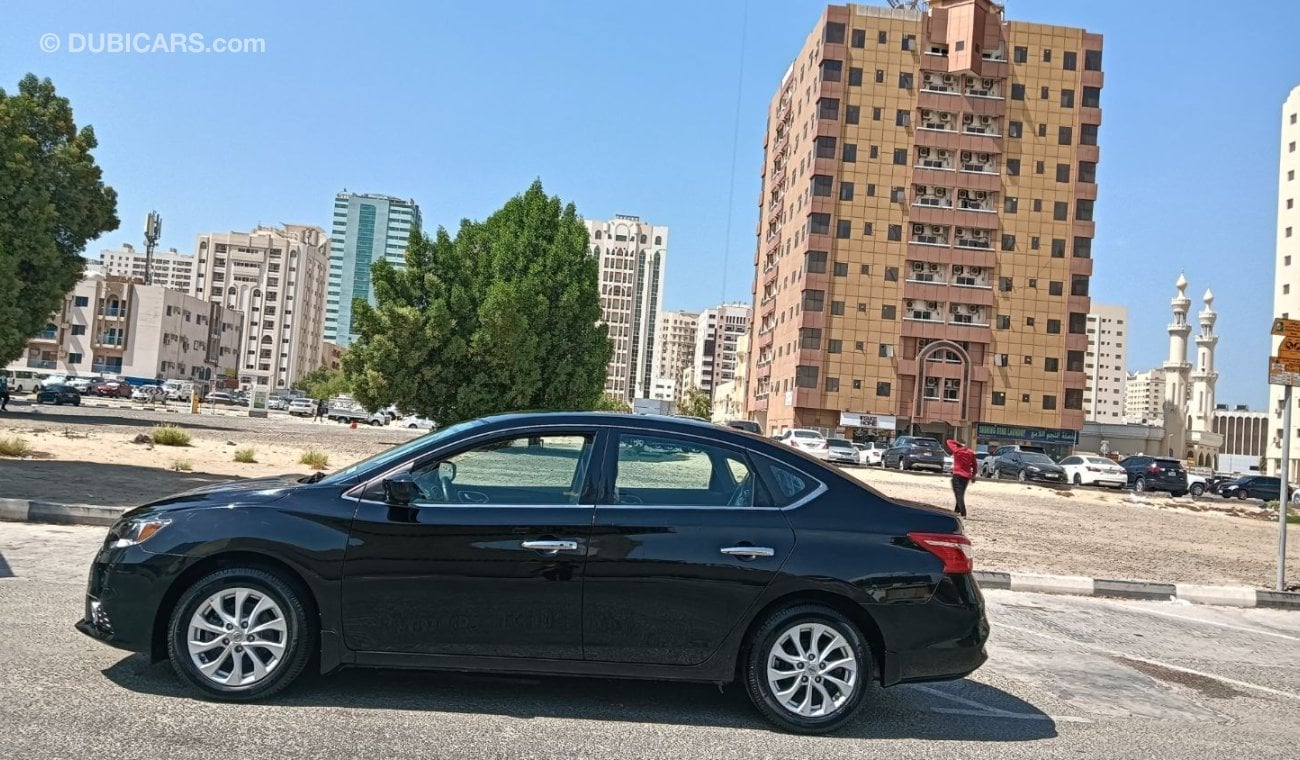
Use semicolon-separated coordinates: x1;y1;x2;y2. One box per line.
467;412;780;447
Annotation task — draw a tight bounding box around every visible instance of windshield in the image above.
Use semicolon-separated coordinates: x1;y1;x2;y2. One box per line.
1086;457;1114;465
318;418;485;485
1021;453;1056;464
827;438;853;447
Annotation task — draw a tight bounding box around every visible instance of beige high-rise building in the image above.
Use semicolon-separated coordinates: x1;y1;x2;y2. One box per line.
585;215;667;402
1267;84;1300;477
192;224;330;390
96;244;196;292
655;310;698;404
693;303;753;397
747;0;1102;451
4;274;241;390
1124;368;1167;424
1084;303;1127;422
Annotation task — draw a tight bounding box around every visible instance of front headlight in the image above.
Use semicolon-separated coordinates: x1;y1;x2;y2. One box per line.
1027;465;1041;472
110;517;171;548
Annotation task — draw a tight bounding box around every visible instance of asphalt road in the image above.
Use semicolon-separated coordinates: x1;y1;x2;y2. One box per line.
2;522;1299;759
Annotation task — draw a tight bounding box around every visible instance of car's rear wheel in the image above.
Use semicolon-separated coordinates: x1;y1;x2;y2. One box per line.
744;604;869;734
1017;470;1028;483
897;457;907;472
1135;478;1147;493
167;567;313;701
1190;483;1204;497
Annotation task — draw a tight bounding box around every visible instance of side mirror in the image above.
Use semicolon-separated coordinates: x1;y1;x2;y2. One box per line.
383;473;421;506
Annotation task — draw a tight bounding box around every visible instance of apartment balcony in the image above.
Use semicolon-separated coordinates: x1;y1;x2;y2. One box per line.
91;363;123;374
905;264;947;285
900;317;992;344
96;308;126;320
948;304;990;327
27;358;56;369
93;334;125;348
953;229;994;250
33;329;58;342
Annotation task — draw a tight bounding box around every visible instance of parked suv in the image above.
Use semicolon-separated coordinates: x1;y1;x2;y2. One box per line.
883;436;946;472
1119;456;1188;497
1219;475;1292;502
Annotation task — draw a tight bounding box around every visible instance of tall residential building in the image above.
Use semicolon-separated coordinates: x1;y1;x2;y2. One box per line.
4;274;241;390
191;224;330;390
96;244;196;292
712;332;751;423
1267;84;1300;477
325;191;422;347
1083;304;1127;422
1124;368;1166;424
585;215;668;402
655;310;698;404
693;303;753;397
747;0;1102;444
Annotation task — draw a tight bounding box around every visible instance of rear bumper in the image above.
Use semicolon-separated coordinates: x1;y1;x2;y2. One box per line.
877;574;989;687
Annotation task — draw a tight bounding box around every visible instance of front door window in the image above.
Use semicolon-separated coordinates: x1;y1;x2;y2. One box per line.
410;434;593;506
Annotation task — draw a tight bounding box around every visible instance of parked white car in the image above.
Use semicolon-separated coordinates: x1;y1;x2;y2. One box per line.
825;437;859;465
854;441;887;466
777;429;828;459
1058;454;1127;488
287;398;317;417
130;384;165;402
400;415;437;430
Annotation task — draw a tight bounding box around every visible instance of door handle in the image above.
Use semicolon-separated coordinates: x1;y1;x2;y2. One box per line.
720;546;776;559
521;540;579;553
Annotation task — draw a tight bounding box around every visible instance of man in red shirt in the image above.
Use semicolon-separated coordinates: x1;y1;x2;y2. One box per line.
946;438;976;517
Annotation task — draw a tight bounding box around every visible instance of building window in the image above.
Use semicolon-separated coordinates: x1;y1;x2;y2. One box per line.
1043;395;1058;411
1060;88;1076;109
1082;87;1101;108
71;324;86;335
853;379;862;390
1008;120;1023;138
879;30;889;44
1079;161;1097;183
1041;86;1050;100
902;34;915;51
893;148;908;165
815;135;837;158
1045;357;1060;373
881;304;897;320
1049;281;1064;296
1006;159;1020;176
820;59;843;82
1074;236;1092;258
1031;237;1040;250
869;145;879;159
1069;312;1088;334
1049;239;1065;258
1063;51;1077;70
835;220;852;239
849;67;863;86
875;69;885;84
1068;350;1085;372
1071;275;1090;297
795;366;819;389
67;352;82;364
1025;317;1036;328
1053;201;1069;221
1056;163;1071;183
847;105;862;124
884;266;899;281
879;344;894;358
842;143;857;162
824;21;845;43
812;175;833;196
1048;319;1062;335
887;225;902;242
828;339;842;354
825;377;840;392
1038;123;1047;138
818;98;840;120
991;391;1006;406
799;328;822;350
999;277;1013;292
1036;160;1045;174
1011;83;1025;100
1084;49;1102;71
1033;199;1043;212
862;222;873;236
809;213;831;235
852;29;865;48
839;181;855;201
1004;196;1019;213
833;261;849;276
830;301;845;316
1076;199;1095;221
1042;48;1053;62
74;296;89;307
1014;46;1027;63
1001;234;1016;251
996;314;1011;329
1059;126;1073;145
1081;123;1099;145
1065;389;1084;410
877;381;892;397
805;250;827;274
803;290;825;312
895;109;911;127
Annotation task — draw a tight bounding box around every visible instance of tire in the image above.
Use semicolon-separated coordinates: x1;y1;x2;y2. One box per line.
992;467;1001;480
369;419;381;427
1236;490;1249;501
53;398;62;406
1017;470;1027;483
1190;483;1204;497
1135;478;1147;493
167;567;313;702
897;457;908;472
743;604;870;735
1072;474;1082;486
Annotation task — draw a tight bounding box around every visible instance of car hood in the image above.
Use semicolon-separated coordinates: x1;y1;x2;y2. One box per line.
122;473;310;518
1025;463;1065;473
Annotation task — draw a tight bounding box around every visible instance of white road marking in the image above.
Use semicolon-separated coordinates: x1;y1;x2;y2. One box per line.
996;622;1300;702
1074;597;1300;642
912;685;1092;723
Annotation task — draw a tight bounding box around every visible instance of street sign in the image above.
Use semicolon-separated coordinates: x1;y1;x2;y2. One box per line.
1272;318;1300;338
1280;336;1300;360
1269;356;1300;387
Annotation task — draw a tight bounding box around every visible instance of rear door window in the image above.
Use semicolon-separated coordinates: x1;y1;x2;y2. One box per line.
613;433;759;508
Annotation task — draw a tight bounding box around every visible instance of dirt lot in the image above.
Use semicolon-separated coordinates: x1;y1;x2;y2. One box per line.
0;402;1293;588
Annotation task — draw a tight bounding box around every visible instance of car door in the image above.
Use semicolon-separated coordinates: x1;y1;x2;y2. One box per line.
998;451;1020;477
340;427;602;659
582;429;795;666
1059;456;1080;481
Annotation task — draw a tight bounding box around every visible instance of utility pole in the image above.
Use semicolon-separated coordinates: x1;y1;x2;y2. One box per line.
1268;318;1298;591
1280;384;1292;592
144;211;162;286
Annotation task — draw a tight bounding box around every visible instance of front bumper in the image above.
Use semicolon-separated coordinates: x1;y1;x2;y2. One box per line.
1025;471;1065;483
74;542;192;656
828;452;859;464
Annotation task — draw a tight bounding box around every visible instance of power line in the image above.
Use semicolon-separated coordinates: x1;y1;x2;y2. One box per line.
719;0;749;305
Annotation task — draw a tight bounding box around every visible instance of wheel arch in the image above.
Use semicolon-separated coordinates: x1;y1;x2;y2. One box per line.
151;551;322;664
733;589;888;684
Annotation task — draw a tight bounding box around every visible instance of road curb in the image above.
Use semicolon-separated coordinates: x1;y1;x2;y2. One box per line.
973;570;1299;610
0;497;124;527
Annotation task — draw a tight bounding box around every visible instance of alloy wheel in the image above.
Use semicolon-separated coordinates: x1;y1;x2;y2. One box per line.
1073;474;1082;486
186;587;288;687
765;622;859;719
1136;478;1147;492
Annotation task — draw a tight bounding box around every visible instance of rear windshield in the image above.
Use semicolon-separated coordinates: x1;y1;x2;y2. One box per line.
1155;459;1184;469
1085;457;1113;465
793;430;821;439
827;438;853;447
912;439;942;449
1021;453;1055;464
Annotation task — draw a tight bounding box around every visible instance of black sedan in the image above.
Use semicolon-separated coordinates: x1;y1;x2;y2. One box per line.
1219;475;1291;502
76;412;987;734
35;383;81;405
988;450;1067;484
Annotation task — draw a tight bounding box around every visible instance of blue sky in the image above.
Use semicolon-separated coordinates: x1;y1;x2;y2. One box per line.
2;0;1297;408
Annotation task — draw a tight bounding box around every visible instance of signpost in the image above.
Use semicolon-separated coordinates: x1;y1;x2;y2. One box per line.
1268;319;1298;591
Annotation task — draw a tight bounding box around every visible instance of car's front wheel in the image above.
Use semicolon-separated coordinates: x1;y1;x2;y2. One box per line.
1237;489;1249;501
1135;478;1148;493
897;457;908;472
167;567;313;701
1073;474;1083;486
744;604;869;734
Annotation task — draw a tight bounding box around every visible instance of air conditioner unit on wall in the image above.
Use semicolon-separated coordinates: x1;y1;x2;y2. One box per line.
953;265;965;275
928;263;941;272
927;301;939;310
935;187;947;197
931;225;944;234
913;261;926;271
913;224;926;234
906;299;917;309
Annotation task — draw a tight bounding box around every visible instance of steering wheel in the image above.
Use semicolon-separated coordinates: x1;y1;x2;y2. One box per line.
437;468;453;502
729;474;754;507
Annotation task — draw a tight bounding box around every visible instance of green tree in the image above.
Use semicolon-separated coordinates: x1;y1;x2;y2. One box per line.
592;393;631;413
0;75;118;364
343;180;612;423
293;366;350;401
679;386;712;419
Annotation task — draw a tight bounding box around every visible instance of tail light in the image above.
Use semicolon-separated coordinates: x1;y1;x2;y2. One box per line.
1086;466;1101;472
908;532;973;574
1148;463;1160;473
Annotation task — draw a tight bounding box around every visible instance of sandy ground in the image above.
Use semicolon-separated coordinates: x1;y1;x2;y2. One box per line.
0;404;1294;588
